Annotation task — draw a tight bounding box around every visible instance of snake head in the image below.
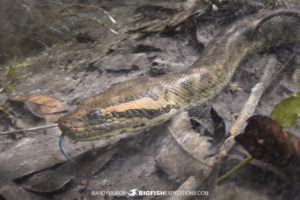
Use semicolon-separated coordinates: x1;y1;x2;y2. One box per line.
57;99;146;141
57;108;88;141
57;105;110;163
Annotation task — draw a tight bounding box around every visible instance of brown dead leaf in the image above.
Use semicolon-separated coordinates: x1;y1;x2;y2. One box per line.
9;94;67;122
235;115;300;169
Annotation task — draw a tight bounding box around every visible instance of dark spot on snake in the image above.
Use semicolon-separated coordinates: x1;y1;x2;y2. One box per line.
111;112;118;118
145;109;158;117
120;129;127;134
125;110;133;117
201;72;209;79
136;109;146;117
207;78;213;85
162;105;171;112
124;96;135;103
164;89;169;101
117;112;126;118
130;109;139;117
133;123;146;128
180;81;194;96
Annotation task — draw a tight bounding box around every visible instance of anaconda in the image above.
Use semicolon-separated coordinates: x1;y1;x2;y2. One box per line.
58;10;300;161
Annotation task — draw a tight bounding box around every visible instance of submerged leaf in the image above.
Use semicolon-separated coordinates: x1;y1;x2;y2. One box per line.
9;94;67;122
235;115;300;169
270;92;300;128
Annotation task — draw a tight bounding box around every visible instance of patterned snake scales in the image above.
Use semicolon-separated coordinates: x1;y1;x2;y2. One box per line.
58;9;300;162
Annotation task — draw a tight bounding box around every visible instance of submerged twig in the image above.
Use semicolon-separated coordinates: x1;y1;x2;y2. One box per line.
60;3;118;35
293;67;300;93
221;56;278;155
214;56;278;184
265;53;296;95
61;13;119;35
0;124;58;135
61;4;117;24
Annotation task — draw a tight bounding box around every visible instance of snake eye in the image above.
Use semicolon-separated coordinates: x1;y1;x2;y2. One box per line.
90;110;101;119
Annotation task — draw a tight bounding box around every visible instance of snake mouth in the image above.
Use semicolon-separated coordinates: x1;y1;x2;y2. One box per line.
59;133;78;164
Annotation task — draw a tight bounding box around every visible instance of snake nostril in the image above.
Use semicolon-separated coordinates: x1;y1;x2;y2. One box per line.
58;118;70;130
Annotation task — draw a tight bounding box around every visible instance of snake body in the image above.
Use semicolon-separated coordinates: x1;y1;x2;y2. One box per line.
58;10;300;144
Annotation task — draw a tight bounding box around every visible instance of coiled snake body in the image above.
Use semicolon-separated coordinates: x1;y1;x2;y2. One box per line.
58;10;300;161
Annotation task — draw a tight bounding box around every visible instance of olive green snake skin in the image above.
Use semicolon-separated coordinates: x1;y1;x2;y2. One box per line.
58;10;300;162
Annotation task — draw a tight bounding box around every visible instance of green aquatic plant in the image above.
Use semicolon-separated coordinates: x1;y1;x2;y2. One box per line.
217;93;300;185
2;56;31;90
270;93;300;128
